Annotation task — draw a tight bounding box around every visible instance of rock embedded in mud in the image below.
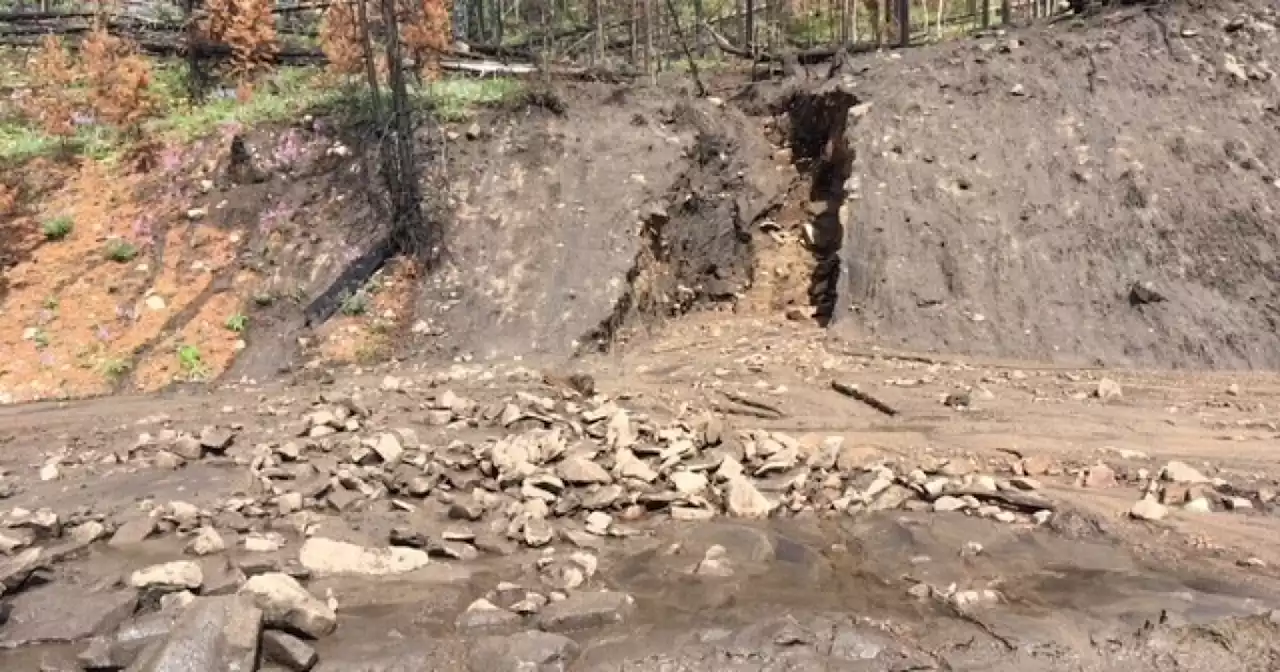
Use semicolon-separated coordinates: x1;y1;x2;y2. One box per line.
129;561;204;592
0;548;47;596
0;584;137;647
1020;455;1057;477
1130;497;1169;521
0;527;34;554
1082;463;1118;488
185;526;226;556
725;476;774;518
1094;378;1123;402
1225;496;1253;511
298;537;430;576
695;544;733;577
200;426;236;453
1184;498;1212;513
1161;461;1209;484
170;435;205;460
456;598;523;635
239;573;337;639
468;630;580;672
535;590;635;633
262;630;319;671
670;470;709;495
521;518;555;548
110;514;158;547
130;595;261;672
932;496;967;513
556;456;612;485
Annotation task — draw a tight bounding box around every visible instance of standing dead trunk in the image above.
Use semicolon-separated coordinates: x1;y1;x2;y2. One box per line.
897;0;909;45
591;0;603;64
643;0;654;82
692;0;705;55
377;0;428;260
631;0;639;64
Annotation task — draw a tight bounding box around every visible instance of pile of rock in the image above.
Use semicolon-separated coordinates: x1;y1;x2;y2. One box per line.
104;389;1065;563
1129;461;1265;521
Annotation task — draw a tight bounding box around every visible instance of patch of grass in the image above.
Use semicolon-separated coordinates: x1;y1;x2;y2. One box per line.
177;343;209;380
0;121;118;165
104;239;139;263
338;289;369;317
1;68;521;164
41;215;73;241
152;67;339;143
42;295;59;311
421;78;524;122
31;329;49;349
354;335;392;364
101;357;130;381
224;312;248;333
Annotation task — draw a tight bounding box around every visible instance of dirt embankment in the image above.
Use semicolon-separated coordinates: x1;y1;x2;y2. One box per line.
814;0;1280;369
0;123;401;402
0;83;799;401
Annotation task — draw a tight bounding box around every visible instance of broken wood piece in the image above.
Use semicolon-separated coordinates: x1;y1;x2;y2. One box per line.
719;391;786;419
712;403;780;420
927;488;1055;513
830;381;899;417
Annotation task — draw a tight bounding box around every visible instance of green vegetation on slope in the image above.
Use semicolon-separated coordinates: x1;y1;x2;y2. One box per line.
0;62;524;164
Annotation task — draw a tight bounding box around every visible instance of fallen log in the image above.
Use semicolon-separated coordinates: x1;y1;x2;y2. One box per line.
830;380;899;417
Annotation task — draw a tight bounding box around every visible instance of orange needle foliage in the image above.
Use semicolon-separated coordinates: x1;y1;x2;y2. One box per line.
81;25;157;133
202;0;281;81
320;0;452;80
22;26;157;140
24;35;79;139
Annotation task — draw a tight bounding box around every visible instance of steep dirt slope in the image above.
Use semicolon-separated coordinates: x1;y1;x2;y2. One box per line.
828;0;1280;369
411;87;790;362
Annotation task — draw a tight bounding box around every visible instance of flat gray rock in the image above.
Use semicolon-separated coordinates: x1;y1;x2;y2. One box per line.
469;630;580;672
262;630;318;671
535;591;634;633
127;596;261;672
0;584;137;646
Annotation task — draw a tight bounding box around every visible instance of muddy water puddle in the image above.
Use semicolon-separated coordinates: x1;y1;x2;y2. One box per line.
605;515;1279;635
2;514;1277;670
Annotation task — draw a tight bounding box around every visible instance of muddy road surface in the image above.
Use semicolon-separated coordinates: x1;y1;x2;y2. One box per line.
0;318;1277;670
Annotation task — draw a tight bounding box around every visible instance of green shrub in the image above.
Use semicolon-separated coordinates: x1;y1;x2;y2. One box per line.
41;215;73;241
105;239;139;263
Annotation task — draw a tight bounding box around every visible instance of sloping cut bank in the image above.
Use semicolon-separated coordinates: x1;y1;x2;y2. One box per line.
830;1;1280;369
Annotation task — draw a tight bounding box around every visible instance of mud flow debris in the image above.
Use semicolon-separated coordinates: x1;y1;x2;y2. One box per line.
4;0;1280;669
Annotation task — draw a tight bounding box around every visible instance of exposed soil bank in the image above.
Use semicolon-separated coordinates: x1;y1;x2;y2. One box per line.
825;0;1280;369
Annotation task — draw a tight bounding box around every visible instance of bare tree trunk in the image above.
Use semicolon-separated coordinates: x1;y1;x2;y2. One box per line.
183;0;208;103
591;0;603;64
356;0;383;120
378;0;428;259
897;0;909;45
663;0;706;95
849;0;857;43
541;0;552;87
643;0;653;82
693;0;705;55
495;0;505;44
631;0;639;64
